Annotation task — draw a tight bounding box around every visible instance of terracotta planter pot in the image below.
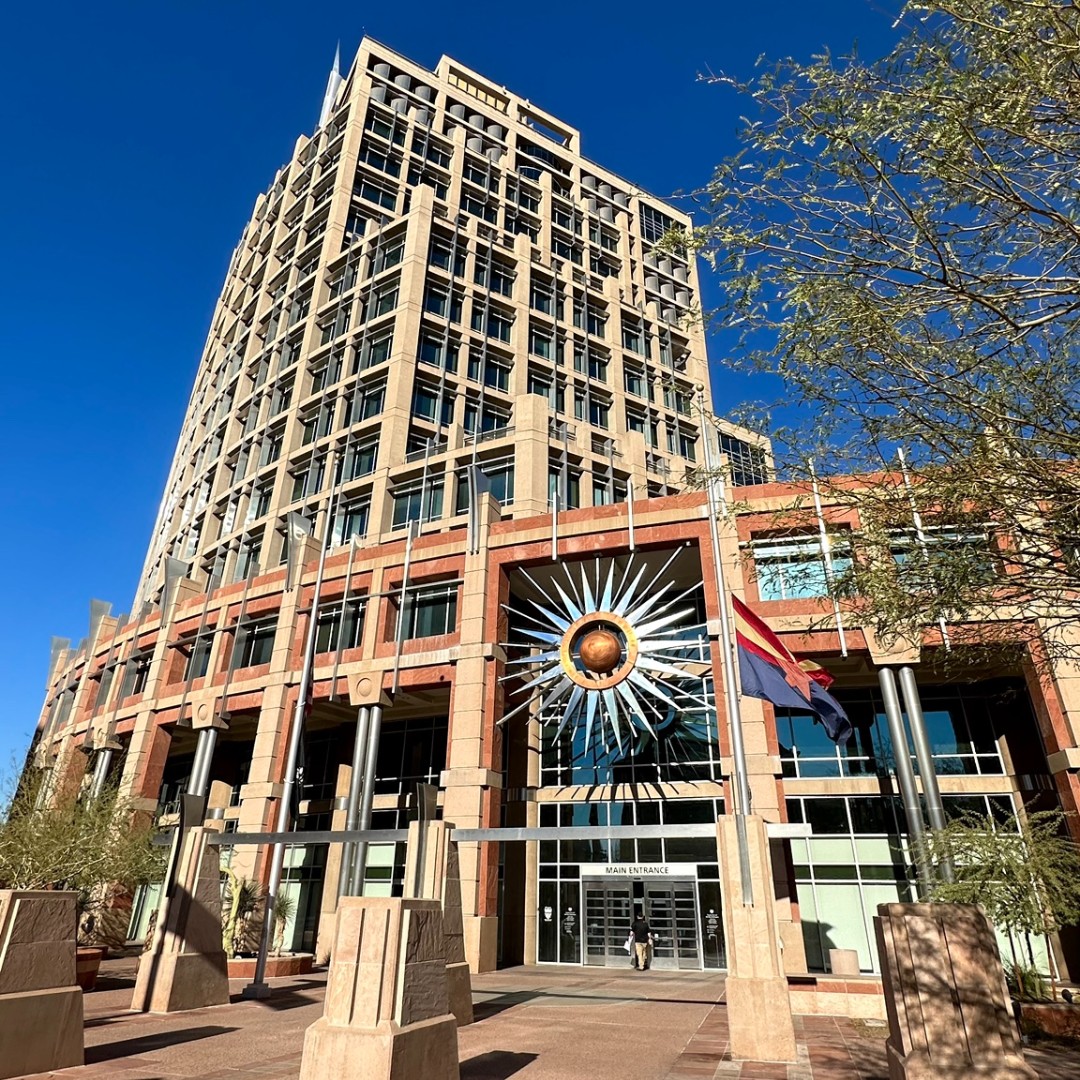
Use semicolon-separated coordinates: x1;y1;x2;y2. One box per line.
75;946;108;991
1019;1001;1080;1042
226;953;314;979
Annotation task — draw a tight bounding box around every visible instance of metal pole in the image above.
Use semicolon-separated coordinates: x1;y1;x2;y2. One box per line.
697;390;754;905
337;706;371;900
878;667;931;893
898;666;955;882
897;448;951;651
89;748;113;799
245;490;338;998
391;521;417;695
187;727;219;799
808;460;847;657
348;704;383;895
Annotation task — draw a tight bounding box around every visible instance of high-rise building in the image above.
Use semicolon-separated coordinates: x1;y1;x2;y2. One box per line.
134;39;766;608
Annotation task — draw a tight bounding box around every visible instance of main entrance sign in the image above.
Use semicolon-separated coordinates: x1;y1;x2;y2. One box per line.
580;863;699;877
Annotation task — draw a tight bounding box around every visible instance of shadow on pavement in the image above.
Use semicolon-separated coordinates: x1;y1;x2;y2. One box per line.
86;1025;238;1063
461;1051;539;1079
229;977;328;1009
473;992;540;1020
93;974;138;992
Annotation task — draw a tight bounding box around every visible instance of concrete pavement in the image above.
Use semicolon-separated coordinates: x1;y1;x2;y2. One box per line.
13;957;1080;1080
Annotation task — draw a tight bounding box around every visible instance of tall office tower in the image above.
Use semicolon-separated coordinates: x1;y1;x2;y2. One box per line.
134;39;767;606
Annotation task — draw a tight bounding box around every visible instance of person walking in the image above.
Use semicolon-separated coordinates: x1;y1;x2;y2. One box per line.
630;909;653;971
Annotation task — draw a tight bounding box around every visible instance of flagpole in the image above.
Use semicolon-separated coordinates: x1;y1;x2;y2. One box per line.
698;390;754;905
244;469;340;998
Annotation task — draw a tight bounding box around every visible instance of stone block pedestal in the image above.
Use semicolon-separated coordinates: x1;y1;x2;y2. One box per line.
829;948;861;975
874;902;1037;1079
299;897;459;1080
0;890;84;1079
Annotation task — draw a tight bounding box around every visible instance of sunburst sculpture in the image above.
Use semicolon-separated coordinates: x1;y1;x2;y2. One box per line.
501;550;710;754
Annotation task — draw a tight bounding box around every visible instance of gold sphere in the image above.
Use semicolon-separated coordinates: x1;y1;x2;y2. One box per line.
578;629;622;673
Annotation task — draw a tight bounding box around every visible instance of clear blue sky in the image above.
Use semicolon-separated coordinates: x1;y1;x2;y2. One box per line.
0;1;903;771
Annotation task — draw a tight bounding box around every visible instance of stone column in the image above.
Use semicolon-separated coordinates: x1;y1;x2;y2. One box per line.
716;814;797;1063
232;683;290;881
403;820;473;1025
298;897;459;1080
438;494;502;973
874;903;1037;1079
0;890;83;1079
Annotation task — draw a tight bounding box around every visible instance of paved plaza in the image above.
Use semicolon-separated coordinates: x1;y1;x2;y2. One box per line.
11;958;1078;1080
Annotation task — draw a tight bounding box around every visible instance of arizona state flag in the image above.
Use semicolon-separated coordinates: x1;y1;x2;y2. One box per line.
731;596;852;743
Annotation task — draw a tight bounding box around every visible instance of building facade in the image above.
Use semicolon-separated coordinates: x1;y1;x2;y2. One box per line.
30;41;1080;980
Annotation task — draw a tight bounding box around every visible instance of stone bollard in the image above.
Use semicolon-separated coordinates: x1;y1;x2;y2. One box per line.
874;903;1037;1079
131;826;229;1013
0;890;84;1079
829;948;861;976
299;896;459;1080
403;820;474;1025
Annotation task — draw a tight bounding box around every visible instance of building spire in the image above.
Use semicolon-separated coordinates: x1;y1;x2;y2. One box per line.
318;42;343;129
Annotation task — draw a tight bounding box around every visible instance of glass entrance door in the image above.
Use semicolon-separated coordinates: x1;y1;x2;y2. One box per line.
644;879;700;970
582;878;701;968
584;882;632;965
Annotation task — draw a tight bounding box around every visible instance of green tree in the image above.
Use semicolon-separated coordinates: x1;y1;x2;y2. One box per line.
920;808;1080;997
695;0;1080;656
0;773;164;939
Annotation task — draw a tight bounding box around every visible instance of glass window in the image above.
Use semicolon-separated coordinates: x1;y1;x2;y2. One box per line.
475;258;514;297
391;480;444;528
424;284;463;322
412;382;454;425
357;328;394;371
353;172;397;210
455;457;514;512
365;107;405;146
419;333;458;372
315;598;365;653
429;238;466;276
889;526;997;587
640;203;676;243
119;655;151;698
345;379;386;423
373;235;405;274
467;352;512;391
401;583;459;639
234;533;263;581
359;144;401;177
364;279;399;320
752;535;851;601
471;306;513;342
719;432;770;486
621;319;644;354
333;498;370;544
529;324;553;359
413;134;451;167
463;401;511;435
588;397;610;429
530;279;555;315
342;438;378;481
236;618;276;668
